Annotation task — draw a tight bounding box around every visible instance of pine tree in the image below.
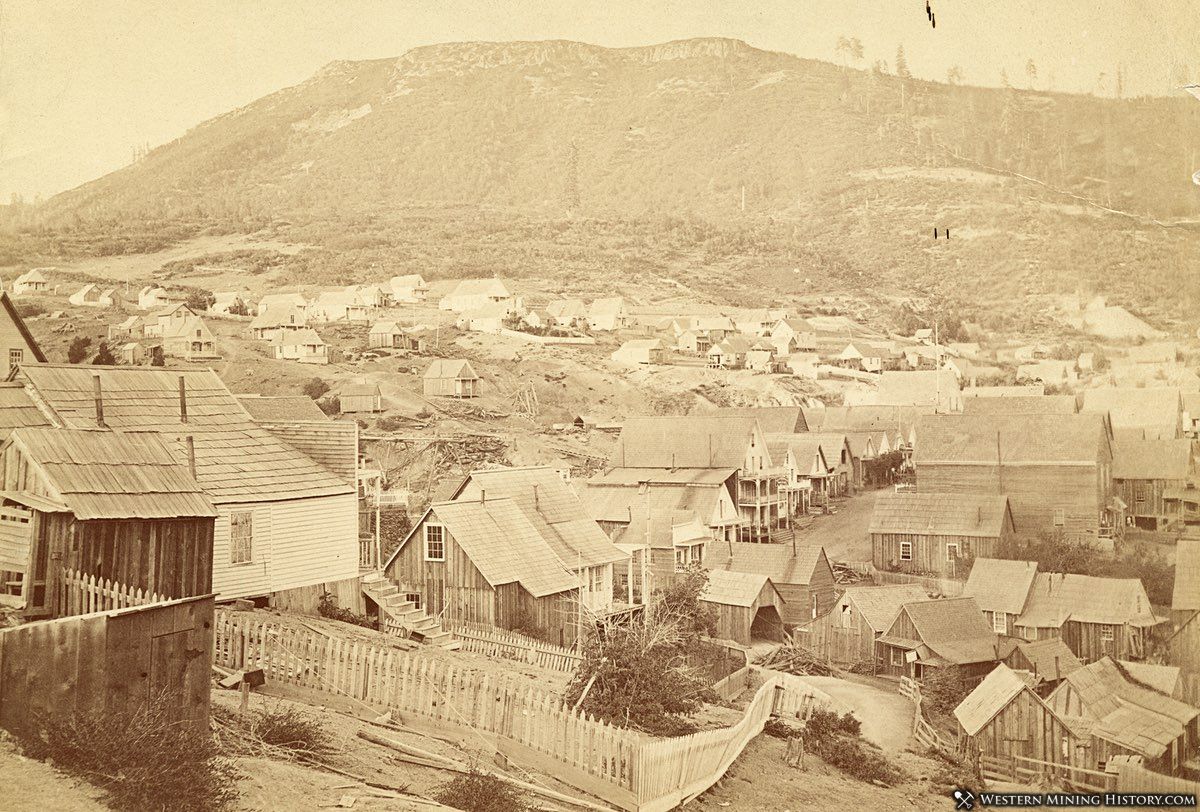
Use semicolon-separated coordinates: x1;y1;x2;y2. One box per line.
895;45;911;78
92;342;116;366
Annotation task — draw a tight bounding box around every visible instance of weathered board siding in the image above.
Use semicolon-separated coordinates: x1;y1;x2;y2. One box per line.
880;609;996;682
796;605;876;667
918;463;1108;542
1115;477;1183;530
775;552;837;626
0;596;213;736
1168;610;1200;684
706;582;786;646
65;517;214;602
962;686;1080;766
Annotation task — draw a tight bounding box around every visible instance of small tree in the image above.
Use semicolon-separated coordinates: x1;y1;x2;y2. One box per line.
149;345;165;367
1025;58;1038;89
67;336;92;364
895;44;911;78
301;377;330;400
184;288;214;312
92;342;117;366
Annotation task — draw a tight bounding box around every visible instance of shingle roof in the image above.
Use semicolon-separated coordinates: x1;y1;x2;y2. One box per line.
1118;661;1182;697
579;481;737;536
915;413;1108;465
272;328;325;347
1173;538;1200;611
962;385;1046;398
708;407;808;433
870;492;1012;539
806;433;852;469
16;365;352;503
341;382;381;398
424;498;578;597
250;303;307;328
818;405;930;437
236;395;329;422
963;558;1038;615
424;359;478;380
1112;439;1192;480
767;434;828;477
895;597;998;665
454;467;627;569
0;384;50;438
447;279;513;298
840;584;929;632
1017;573;1158;628
6;427;216;520
701;570;779;608
369;320;402;335
962;396;1078;416
954;664;1041;736
612;416;759;469
1080;388;1182;439
708;542;828;586
1010;638;1082;681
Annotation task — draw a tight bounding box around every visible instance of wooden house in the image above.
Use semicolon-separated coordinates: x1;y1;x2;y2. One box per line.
700;570;786;646
309;290;375;323
209;291;249;316
877;597;999;683
769;318;817;352
915;413;1122;544
108;315;143;341
745;339;777;372
767;434;829;516
708;542;835;626
1;427;216;619
0;292;47;375
256;292;309;315
141;303;196;338
369;320;411;349
119;342;144;365
249;305;308;341
1003;638;1083;694
13;365;358;607
272;328;328;364
0;384;50;447
801;584;929;668
591;507;709;599
389;274;429;303
1080;387;1183;442
12;269;49;296
711;407;808;434
955;664;1085;769
1119;661;1186;700
870;492;1015;578
439;279;515;313
611;339;667;365
68;283;102;307
580;467;743;546
706;336;753;369
340;382;383;414
1046;657;1199;774
1112;438;1194;530
423;359;479;398
1016;572;1161;662
963;557;1040;636
546;299;587;328
161;314;219;361
1167;538;1200;692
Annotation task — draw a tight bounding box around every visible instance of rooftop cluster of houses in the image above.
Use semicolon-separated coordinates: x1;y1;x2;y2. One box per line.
108;302;220;363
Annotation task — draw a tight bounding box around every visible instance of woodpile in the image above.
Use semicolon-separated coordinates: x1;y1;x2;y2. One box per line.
755;639;844;677
832;563;868;585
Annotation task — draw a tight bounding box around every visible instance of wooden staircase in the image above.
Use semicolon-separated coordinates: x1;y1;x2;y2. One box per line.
361;571;460;650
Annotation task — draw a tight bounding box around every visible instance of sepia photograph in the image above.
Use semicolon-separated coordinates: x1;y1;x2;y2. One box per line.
1;1;1199;809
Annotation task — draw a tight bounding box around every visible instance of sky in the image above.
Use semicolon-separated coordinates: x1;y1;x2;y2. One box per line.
1;0;1195;201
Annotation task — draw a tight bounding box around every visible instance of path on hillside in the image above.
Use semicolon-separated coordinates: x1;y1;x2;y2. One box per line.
801;675;914;753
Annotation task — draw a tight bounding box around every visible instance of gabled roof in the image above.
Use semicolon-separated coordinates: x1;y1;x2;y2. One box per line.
817;405;930;436
417;498;578;598
871;492;1012;539
963;385;1046;398
453;467;627;569
1118;661;1182;697
708;542;828;586
0;292;48;363
890;597;998;665
767;434;828;477
389;274;428;289
5;427;216;520
701;570;781;608
963;558;1039;616
1010;638;1082;681
709;407;808;434
0;383;50;438
1017;572;1158;629
236;394;329;422
955;664;1042;736
369;320;403;334
162;315;214;341
580;479;738;534
341;382;381;398
611;416;760;469
424;359;478;380
16;269;47;284
962;396;1078;416
806;432;852;468
1112;439;1192;480
1080;388;1182;438
272;327;325;347
840;584;929;632
250;304;307;329
1172;537;1200;611
915;413;1109;466
15;365;351;503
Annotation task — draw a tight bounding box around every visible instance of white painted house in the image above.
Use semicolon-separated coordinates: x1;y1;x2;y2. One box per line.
389;274;429;303
272;328;329;364
438;279;515;313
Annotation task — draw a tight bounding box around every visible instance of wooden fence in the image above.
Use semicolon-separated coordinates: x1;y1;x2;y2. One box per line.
0;595;213;736
980;754;1113;793
213;610;827;811
897;677;962;757
58;567;166;617
1109;755;1200;794
448;623;582;673
868;568;964;596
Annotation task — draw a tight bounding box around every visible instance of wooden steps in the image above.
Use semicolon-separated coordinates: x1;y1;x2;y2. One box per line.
361;572;460;650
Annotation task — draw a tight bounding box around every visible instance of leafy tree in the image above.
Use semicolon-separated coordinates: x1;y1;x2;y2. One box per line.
67;336;92;364
895;45;911;78
149;345;165;367
184;288;214;312
92;342;116;366
302;377;330;400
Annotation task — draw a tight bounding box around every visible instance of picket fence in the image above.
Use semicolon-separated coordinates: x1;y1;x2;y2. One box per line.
897;677;961;757
213;610;825;811
59;568;166;617
448;623;582;673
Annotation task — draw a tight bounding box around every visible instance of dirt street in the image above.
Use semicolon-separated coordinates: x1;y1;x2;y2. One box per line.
799;490;880;563
801;675;914;753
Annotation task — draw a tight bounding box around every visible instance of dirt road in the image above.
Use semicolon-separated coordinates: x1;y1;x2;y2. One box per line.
801;675;914;752
799;490;880;563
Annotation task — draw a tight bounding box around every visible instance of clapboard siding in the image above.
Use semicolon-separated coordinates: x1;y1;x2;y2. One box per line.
211;503;274;598
269;493;358;593
873;530;1006;578
1115;477;1182;528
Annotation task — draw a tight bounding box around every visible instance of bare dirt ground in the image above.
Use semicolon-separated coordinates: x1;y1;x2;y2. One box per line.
799;489;880;563
799;675;915;753
0;733;109;811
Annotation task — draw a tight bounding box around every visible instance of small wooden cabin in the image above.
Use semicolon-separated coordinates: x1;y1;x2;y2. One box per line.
272;328;328;365
1;427;217;619
700;570;786;646
800;584;929;668
340;382;383;414
708;542;836;626
955;664;1084;770
1003;638;1083;696
1112;439;1194;530
870;492;1014;579
423;359;479;398
878;597;999;684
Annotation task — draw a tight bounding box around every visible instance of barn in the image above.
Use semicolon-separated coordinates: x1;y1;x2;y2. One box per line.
700;570;786;646
708;542;835;626
870;491;1014;578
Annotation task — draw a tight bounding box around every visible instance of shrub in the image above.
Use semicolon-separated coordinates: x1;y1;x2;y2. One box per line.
213;702;334;758
379;509;412;562
804;708;862;741
814;736;904;786
377;415;408;432
23;695;240;812
15;301;46;318
67;336;92;364
317;395;341;415
318;591;377;630
301;377;330;399
92;341;116;365
920;668;973;717
435;766;530;812
150;345;165;366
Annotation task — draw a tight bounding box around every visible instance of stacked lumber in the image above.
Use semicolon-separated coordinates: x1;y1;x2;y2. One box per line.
755;640;843;677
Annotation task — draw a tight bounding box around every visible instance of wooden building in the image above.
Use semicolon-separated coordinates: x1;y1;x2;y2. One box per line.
1046;657;1199;774
389;274;429;303
1168;538;1200;695
708;542;835;626
340;382;383;414
700;570;786;646
1112;438;1194;530
963;557;1040;636
877;597;999;683
1003;638;1083;695
955;664;1084;769
0;427;216;618
870;492;1014;578
799;584;929;668
0;292;47;376
272;328;328;365
423;359;480;398
13;365;358;607
580;467;743;546
161;314;219;361
915;413;1122;544
767;434;829;516
368;320;422;351
1080;387;1183;442
611;339;668;365
805;432;858;494
12;268;49;296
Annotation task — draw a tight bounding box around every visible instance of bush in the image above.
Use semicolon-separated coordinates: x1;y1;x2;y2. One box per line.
22;696;240;812
379;508;412;562
92;341;116;365
920;668;973;717
318;395;341;415
213;702;334;758
318;591;377;630
435;767;530;812
800;708;904;786
67;336;92;364
150;345;165;366
804;708;862;741
377;415;408;432
301;377;329;399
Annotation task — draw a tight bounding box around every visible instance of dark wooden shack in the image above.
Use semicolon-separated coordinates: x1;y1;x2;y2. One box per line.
699;570;786;646
870;491;1014;578
878;597;999;683
1;427;216;619
708;542;836;626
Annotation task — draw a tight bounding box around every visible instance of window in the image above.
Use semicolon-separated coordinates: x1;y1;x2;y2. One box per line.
992;611;1007;634
230;511;253;565
674;543;705;572
1100;625;1115;643
891;647;904;667
1053;509;1066;527
589;566;604;592
8;349;21;371
424;524;445;561
946;543;960;561
899;541;913;561
811;593;819;620
840;603;853;628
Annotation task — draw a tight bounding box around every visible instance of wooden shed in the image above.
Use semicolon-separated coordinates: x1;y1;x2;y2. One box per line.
1112;438;1194;530
0;427;217;619
708;542;835;626
878;597;999;683
340;382;383;414
870;491;1015;578
700;570;786;646
799;584;929;668
423;359;479;398
955;664;1084;770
